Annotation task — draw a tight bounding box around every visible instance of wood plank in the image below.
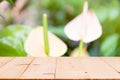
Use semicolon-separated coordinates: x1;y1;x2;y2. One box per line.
21;57;56;79
80;57;120;79
0;57;34;79
55;57;89;79
0;57;14;68
0;57;120;80
101;57;120;73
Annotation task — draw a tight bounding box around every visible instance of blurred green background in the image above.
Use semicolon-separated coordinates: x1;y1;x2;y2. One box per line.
0;0;120;56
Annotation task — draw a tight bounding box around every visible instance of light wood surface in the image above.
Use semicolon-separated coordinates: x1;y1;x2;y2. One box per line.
0;57;120;80
21;57;56;79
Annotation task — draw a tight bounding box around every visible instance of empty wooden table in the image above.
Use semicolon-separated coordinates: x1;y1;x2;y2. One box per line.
0;57;120;80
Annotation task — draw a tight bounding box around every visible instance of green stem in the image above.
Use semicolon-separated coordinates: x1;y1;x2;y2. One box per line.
42;14;49;56
78;40;84;57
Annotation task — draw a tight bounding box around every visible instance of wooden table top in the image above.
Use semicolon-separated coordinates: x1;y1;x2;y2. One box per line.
0;57;120;80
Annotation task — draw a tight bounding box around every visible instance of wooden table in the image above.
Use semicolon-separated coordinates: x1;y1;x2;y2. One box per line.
0;57;120;80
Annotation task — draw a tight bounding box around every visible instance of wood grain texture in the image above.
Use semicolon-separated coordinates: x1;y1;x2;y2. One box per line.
0;57;14;68
0;57;34;79
56;57;120;80
0;57;120;80
55;57;89;79
80;57;120;80
101;57;120;73
21;57;56;79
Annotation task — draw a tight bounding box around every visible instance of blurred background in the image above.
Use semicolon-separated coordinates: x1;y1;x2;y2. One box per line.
0;0;120;56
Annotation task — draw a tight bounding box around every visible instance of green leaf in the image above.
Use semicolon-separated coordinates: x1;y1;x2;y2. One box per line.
0;0;3;2
0;0;15;5
0;25;32;56
100;34;119;56
6;0;15;6
49;26;67;39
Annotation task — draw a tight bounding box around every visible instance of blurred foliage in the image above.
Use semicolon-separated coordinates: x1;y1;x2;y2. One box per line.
0;0;120;56
32;0;120;56
100;34;120;56
0;0;15;5
6;0;15;5
0;25;32;56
